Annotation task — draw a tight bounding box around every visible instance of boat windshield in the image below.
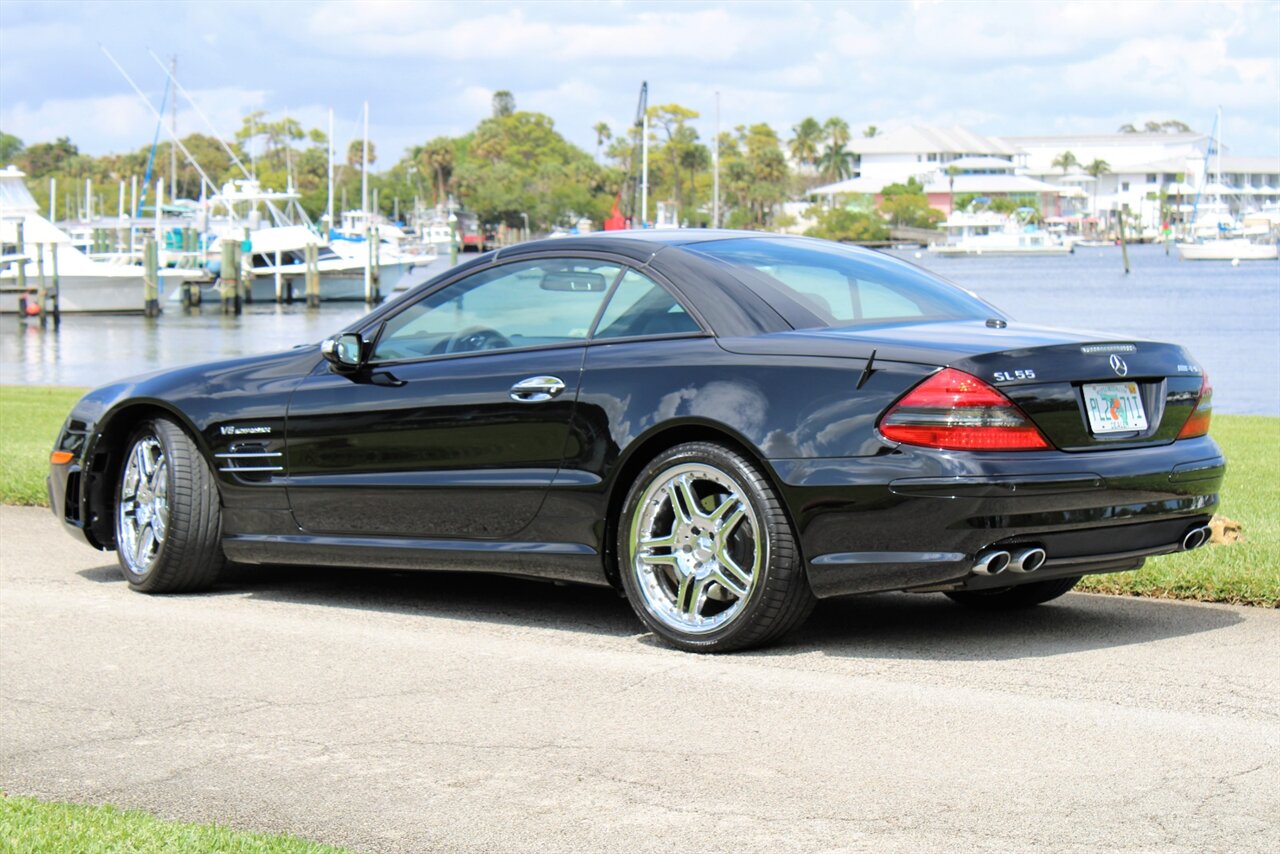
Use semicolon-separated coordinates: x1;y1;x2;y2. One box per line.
687;237;997;330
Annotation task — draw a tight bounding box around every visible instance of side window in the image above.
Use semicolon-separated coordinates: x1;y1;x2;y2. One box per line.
592;270;699;339
373;258;621;361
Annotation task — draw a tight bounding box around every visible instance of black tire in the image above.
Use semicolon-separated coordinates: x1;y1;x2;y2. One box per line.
617;441;815;652
944;575;1082;610
115;417;224;593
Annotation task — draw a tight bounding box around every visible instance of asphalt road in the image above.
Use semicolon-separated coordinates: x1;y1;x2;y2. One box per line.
2;505;1278;852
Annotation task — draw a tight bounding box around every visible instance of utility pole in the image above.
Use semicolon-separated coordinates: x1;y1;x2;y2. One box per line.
712;90;720;229
641;110;649;227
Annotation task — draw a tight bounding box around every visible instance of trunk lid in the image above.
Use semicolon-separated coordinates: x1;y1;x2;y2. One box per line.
720;320;1206;451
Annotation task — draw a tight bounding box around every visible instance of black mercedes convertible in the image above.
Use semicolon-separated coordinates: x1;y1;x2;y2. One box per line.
48;231;1223;651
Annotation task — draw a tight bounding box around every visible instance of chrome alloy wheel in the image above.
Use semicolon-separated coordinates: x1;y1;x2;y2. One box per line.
628;463;764;635
117;435;170;576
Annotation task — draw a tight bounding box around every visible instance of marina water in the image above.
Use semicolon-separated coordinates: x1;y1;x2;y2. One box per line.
2;245;1276;416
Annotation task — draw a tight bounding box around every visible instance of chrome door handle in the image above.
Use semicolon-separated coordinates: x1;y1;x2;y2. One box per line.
510;375;566;403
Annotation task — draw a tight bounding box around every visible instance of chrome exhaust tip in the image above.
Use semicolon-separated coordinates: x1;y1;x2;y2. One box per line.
1181;525;1211;551
972;550;1011;576
1008;547;1047;573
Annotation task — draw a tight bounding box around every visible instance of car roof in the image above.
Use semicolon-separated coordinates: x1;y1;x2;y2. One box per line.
493;229;814;262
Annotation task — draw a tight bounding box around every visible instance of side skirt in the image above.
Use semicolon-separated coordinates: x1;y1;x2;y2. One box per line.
223;533;609;587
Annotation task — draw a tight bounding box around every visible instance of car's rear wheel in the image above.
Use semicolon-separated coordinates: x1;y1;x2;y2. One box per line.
617;442;815;652
944;575;1082;610
115;417;223;593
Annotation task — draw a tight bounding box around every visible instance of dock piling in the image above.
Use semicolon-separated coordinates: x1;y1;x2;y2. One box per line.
1117;204;1131;275
143;235;161;317
35;243;47;326
15;222;27;297
305;242;320;308
50;245;60;327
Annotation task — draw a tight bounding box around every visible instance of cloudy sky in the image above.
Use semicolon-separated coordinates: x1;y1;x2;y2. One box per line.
2;0;1278;164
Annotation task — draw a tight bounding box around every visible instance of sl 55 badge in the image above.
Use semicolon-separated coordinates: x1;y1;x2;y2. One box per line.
992;369;1036;382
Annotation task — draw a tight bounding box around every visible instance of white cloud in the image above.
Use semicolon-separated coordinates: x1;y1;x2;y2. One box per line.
1;0;1276;161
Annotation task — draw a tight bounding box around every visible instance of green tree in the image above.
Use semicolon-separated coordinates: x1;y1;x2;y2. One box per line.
879;177;943;228
788;117;823;170
818;141;856;182
419;137;455;206
804;205;888;242
862;125;879;138
1051;150;1078;174
823;117;850;148
0;131;22;163
647;103;700;214
721;123;791;228
347;139;376;169
492;90;516;118
1084;158;1110;215
592;122;611;162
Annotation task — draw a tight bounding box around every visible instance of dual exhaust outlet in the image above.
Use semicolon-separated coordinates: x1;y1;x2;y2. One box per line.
973;524;1213;576
972;546;1046;576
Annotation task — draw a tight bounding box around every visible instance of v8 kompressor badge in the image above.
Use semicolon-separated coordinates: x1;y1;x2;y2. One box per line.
220;425;272;436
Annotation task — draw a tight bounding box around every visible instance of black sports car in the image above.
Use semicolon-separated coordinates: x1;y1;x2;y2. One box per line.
48;231;1223;652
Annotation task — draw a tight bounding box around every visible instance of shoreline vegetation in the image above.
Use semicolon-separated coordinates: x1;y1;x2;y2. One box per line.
3;385;1275;607
0;100;944;241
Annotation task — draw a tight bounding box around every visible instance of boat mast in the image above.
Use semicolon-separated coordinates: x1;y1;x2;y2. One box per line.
326;107;334;235
169;56;177;201
712;90;720;228
361;101;369;218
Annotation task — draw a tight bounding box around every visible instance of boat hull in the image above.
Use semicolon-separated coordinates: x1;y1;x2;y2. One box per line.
1176;241;1278;261
1;270;200;314
928;245;1073;256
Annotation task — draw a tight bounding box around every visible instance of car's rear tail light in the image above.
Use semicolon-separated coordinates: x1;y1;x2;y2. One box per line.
1177;373;1213;438
878;368;1051;451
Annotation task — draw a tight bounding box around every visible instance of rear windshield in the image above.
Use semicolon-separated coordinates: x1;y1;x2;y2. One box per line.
687;237;997;329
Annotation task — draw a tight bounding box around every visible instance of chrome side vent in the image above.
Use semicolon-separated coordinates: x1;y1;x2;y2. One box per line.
216;442;283;475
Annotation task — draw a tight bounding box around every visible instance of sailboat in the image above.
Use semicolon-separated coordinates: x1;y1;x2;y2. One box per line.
1177;111;1278;261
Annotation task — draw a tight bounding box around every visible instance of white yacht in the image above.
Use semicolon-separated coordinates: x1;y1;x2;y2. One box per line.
929;211;1073;256
199;181;421;302
1;166;202;314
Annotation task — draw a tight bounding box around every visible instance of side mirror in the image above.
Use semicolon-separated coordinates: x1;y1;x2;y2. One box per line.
321;332;366;372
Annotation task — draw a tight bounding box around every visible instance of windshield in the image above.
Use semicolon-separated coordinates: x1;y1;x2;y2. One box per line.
688;237;998;330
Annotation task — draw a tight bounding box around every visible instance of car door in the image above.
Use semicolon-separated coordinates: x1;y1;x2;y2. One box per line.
285;256;624;540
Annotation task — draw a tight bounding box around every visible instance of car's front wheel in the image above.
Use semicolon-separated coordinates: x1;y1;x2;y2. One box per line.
944;575;1082;610
115;417;224;592
617;442;815;652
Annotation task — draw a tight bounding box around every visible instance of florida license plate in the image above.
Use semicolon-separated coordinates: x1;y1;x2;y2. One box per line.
1083;382;1148;434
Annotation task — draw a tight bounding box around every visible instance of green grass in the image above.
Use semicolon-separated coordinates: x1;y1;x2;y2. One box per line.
0;385;84;505
1079;414;1280;607
0;794;350;853
0;385;1276;606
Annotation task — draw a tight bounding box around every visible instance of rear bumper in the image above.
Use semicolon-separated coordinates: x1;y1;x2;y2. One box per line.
769;436;1224;598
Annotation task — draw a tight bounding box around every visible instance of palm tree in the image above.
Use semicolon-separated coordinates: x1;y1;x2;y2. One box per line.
824;117;850;149
818;141;856;182
788;117;823;171
1051;150;1079;175
1084;158;1110;217
592;122;611;163
946;164;960;214
420;139;454;207
862;125;879;138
